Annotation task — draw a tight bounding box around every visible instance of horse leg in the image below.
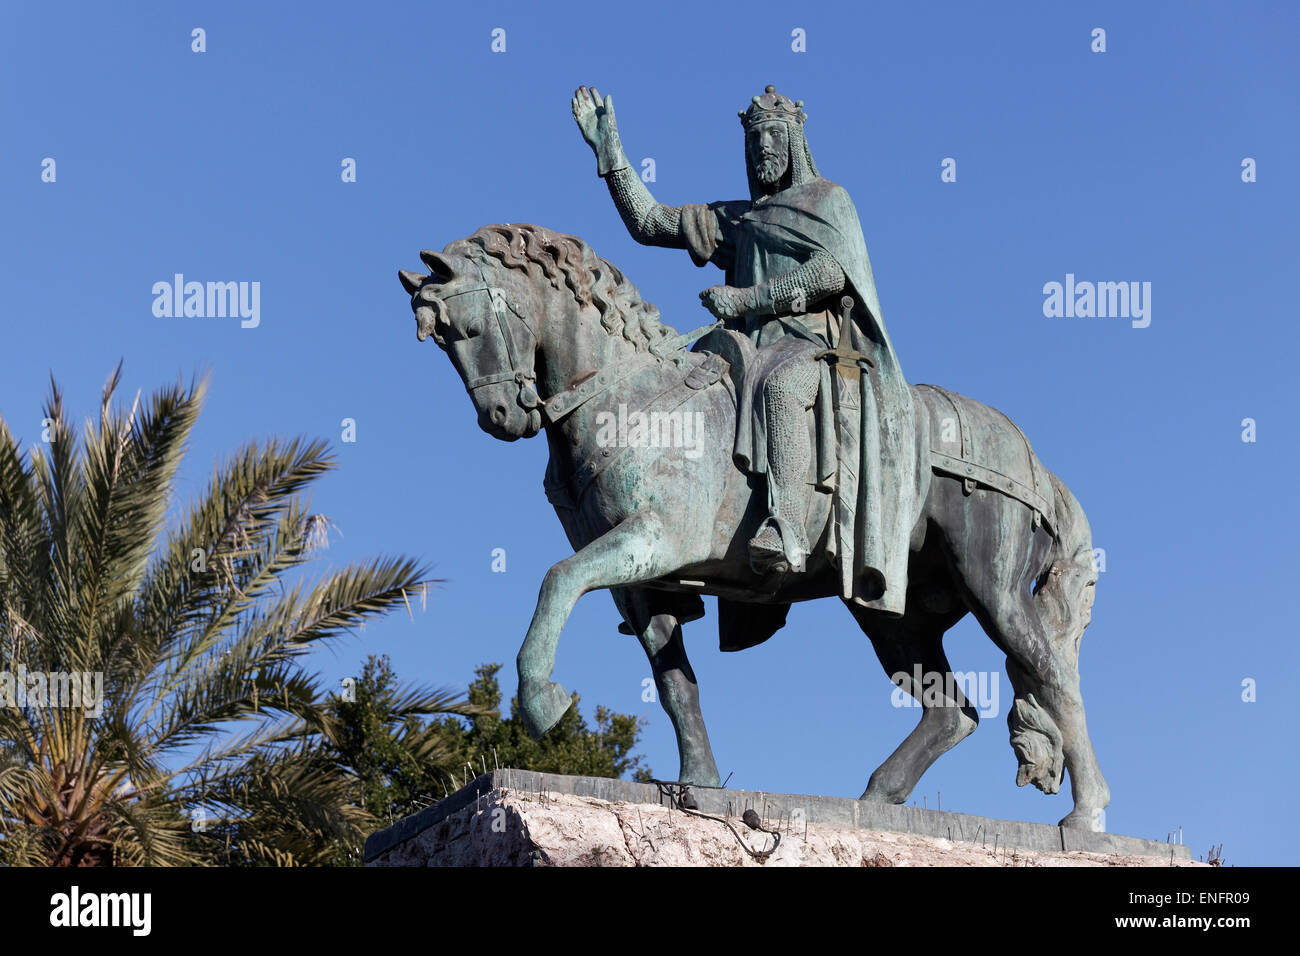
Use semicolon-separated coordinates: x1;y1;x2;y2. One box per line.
943;493;1110;831
518;510;687;739
610;587;721;787
992;607;1109;831
847;601;976;803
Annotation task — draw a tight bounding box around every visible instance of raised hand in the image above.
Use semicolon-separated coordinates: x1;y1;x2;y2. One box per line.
572;85;618;155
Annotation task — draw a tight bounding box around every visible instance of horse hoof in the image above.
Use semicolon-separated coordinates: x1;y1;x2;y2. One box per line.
861;772;909;804
680;766;722;789
521;681;572;739
1059;808;1105;832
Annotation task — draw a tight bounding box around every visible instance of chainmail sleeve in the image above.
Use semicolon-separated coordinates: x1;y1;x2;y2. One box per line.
604;166;686;249
752;251;846;315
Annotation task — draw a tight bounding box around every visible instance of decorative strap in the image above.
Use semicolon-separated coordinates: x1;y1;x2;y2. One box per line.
541;356;659;425
541;320;724;425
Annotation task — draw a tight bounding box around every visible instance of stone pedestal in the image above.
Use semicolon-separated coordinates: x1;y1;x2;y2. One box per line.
364;769;1197;867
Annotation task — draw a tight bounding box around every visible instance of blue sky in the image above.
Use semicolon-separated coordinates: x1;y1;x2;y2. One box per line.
2;1;1296;865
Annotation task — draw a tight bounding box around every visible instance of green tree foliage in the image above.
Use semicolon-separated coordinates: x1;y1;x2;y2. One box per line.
322;659;651;855
318;654;478;831
434;663;650;783
0;367;440;866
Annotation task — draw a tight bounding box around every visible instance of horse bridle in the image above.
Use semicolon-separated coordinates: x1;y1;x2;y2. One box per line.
435;257;541;414
428;255;723;430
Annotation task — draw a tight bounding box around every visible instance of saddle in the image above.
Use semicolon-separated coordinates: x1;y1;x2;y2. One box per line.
689;335;1058;652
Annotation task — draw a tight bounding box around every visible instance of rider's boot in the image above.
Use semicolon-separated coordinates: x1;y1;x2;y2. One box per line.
748;481;811;574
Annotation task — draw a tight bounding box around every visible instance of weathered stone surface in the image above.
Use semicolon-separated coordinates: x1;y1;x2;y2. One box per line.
365;770;1195;866
368;786;1204;868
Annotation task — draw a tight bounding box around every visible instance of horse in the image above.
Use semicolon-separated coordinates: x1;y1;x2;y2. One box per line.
399;223;1110;831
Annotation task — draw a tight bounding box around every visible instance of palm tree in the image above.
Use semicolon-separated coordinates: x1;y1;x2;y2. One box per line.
0;366;460;866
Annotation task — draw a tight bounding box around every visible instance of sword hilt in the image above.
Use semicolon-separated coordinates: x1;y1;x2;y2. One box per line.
815;295;873;372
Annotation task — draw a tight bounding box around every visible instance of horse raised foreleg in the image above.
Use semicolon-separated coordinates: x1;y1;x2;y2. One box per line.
611;587;721;787
518;511;686;739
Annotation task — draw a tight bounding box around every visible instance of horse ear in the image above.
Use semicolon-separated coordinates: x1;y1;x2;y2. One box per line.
398;269;426;295
420;249;455;280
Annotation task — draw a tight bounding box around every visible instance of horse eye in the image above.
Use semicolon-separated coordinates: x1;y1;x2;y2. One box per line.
463;316;484;338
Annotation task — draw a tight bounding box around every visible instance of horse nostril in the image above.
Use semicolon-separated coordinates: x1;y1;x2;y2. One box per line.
491;404;508;426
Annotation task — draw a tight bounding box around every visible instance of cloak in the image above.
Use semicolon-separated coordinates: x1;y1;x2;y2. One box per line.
680;178;919;614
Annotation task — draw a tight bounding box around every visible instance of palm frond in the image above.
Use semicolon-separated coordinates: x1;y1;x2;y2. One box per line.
0;368;437;866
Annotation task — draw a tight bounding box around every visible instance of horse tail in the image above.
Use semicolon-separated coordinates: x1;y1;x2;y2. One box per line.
1007;471;1097;793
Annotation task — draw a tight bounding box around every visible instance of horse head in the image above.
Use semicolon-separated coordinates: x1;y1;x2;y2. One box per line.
400;245;543;441
403;223;683;445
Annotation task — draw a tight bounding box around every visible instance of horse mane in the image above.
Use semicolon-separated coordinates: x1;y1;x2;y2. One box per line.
449;224;681;358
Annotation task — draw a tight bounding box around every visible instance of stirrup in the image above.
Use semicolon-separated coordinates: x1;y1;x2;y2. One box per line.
748;516;806;575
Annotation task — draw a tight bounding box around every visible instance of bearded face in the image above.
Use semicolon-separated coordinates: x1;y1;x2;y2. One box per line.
747;122;789;188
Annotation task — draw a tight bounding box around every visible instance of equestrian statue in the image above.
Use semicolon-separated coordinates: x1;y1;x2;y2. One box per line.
397;84;1110;830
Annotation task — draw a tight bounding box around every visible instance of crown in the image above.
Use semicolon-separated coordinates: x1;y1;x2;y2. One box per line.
738;85;806;129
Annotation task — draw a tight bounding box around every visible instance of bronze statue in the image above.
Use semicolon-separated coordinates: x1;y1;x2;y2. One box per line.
398;86;1111;831
573;85;915;614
